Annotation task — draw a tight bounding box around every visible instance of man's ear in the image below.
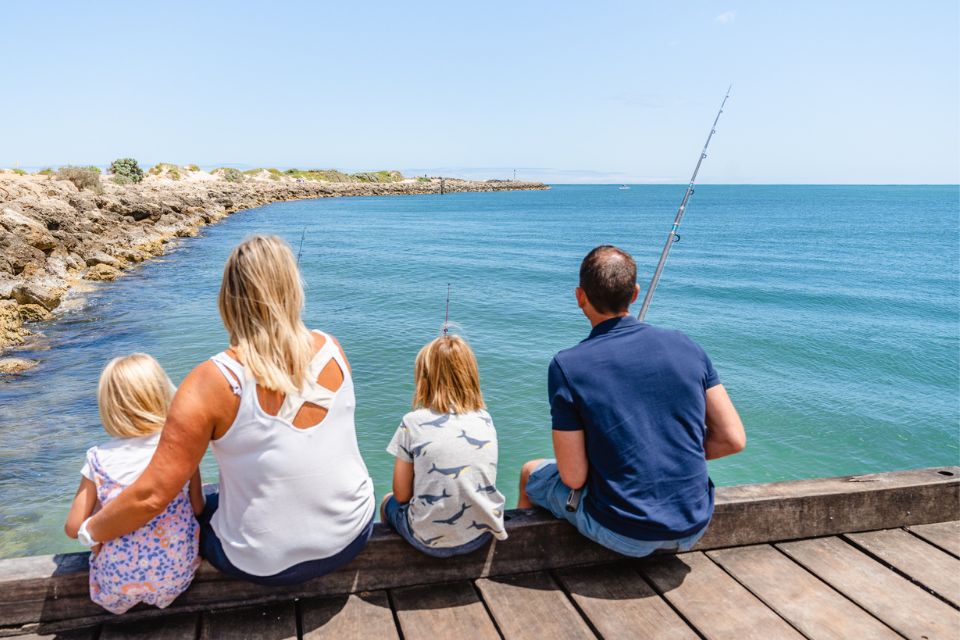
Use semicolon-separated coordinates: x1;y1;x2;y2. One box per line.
575;287;587;309
630;283;640;304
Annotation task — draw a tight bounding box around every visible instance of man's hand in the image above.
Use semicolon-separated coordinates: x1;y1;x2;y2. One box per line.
704;384;746;460
554;430;589;489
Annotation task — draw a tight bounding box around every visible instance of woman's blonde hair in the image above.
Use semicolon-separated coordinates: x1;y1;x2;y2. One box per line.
98;353;175;438
413;335;484;414
218;235;314;394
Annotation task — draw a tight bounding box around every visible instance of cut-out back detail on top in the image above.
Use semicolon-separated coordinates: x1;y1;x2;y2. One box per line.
210;331;345;428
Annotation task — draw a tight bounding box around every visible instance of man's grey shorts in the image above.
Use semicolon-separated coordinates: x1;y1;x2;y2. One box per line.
525;459;707;558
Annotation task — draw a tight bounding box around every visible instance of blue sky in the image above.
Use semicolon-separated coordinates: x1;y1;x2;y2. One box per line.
2;2;957;183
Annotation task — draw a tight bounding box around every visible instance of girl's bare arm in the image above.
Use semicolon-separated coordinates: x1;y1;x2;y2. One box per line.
188;468;205;516
64;477;99;538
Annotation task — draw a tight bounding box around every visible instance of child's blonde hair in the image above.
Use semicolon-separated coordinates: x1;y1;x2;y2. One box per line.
413;335;484;414
98;353;175;438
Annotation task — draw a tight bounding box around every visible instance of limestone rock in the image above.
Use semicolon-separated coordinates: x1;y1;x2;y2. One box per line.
0;357;39;374
18;303;52;323
12;283;63;310
84;251;121;268
84;263;120;281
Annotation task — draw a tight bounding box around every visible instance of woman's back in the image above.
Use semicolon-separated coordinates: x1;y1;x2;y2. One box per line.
209;331;375;576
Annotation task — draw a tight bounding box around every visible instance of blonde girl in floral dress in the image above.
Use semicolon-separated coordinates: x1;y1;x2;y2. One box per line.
64;354;204;614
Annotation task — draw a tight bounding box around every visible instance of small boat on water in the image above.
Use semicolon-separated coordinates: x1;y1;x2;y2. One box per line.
618;184;630;190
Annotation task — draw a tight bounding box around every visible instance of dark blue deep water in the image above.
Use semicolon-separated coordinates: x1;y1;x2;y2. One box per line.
1;185;957;557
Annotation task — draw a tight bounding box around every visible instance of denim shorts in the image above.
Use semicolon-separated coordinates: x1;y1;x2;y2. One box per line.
383;495;492;558
199;491;373;586
525;460;707;558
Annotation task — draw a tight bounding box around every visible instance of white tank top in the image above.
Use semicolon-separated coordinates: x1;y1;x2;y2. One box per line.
208;331;375;576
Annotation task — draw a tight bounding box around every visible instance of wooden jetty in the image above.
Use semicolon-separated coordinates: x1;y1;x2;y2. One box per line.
1;466;958;639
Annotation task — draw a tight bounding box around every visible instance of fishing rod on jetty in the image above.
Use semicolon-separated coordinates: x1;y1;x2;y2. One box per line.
637;85;732;321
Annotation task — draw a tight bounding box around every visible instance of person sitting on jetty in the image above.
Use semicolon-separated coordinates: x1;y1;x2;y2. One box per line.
381;333;508;556
73;235;376;586
517;245;746;557
65;354;203;614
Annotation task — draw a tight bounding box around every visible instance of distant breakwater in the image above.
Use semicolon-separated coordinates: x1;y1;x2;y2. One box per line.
0;172;548;371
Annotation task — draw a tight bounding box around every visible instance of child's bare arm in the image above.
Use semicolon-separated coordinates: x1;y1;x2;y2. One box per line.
64;477;99;538
188;468;205;516
391;459;414;503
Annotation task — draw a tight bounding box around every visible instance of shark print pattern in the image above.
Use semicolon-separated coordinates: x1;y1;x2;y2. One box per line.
433;502;471;525
409;441;431;458
467;520;503;534
429;463;470;479
421;413;451;428
416;488;450;505
387;408;507;548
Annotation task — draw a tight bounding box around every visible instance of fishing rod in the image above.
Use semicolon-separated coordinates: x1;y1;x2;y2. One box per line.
442;283;451;335
637;85;732;321
296;227;306;266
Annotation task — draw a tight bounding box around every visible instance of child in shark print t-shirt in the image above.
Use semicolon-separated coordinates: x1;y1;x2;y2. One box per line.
385;335;507;553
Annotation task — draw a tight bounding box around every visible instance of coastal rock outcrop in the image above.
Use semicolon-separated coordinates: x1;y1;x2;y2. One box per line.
0;170;548;361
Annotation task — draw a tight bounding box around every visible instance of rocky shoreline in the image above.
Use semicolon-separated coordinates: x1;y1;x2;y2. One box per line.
0;171;547;372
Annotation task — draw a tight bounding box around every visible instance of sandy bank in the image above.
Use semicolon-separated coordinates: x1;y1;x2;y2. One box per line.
0;170;548;369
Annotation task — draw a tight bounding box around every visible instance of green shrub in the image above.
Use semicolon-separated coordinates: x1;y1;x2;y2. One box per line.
36;168;54;176
11;168;27;175
185;164;200;172
109;158;143;183
416;176;431;183
220;168;243;183
57;166;103;193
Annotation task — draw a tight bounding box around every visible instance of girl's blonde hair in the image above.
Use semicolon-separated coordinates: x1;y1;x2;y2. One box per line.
98;353;175;438
413;335;484;414
218;235;314;394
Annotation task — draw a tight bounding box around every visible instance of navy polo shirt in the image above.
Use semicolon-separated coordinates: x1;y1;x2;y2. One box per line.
549;315;719;540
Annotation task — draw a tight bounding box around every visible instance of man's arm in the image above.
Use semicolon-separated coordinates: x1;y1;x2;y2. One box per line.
704;384;746;460
553;429;589;489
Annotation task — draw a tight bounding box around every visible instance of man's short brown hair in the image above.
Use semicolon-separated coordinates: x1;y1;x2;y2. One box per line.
579;245;637;314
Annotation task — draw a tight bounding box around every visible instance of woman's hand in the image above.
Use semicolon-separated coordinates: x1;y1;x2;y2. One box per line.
86;361;235;543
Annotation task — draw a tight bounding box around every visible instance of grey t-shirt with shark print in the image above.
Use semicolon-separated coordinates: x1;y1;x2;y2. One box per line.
387;408;507;548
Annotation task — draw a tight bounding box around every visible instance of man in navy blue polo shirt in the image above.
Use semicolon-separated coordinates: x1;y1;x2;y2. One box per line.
518;245;745;557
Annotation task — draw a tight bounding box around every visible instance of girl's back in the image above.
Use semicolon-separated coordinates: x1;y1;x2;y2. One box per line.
85;434;200;614
388;408;506;548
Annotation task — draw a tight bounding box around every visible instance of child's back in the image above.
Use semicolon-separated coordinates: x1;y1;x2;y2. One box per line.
389;408;506;548
65;353;201;615
84;434;200;614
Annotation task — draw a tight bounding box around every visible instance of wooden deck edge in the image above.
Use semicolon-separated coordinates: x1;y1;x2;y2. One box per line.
1;465;957;633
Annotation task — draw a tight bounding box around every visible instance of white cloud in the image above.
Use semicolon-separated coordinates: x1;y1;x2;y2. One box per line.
715;11;735;24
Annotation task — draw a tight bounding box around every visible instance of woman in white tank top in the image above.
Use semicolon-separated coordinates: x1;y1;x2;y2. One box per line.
80;235;376;585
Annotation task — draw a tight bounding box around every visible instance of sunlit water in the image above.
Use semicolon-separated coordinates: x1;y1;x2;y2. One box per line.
1;185;957;558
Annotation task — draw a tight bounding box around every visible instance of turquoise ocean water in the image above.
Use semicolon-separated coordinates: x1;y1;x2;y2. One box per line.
0;184;957;558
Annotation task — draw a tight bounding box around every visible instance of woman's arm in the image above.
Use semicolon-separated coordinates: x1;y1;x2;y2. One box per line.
704;384;746;460
188;468;205;516
85;362;231;543
64;477;99;538
391;459;414;503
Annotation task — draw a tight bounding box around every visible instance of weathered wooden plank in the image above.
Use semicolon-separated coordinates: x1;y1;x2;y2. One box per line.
846;528;960;605
1;467;956;630
391;582;500;640
639;552;805;640
476;572;595;640
100;613;199;640
907;520;960;558
300;591;397;639
8;629;95;640
200;602;296;640
778;537;960;640
708;544;899;640
555;564;697;640
696;466;960;549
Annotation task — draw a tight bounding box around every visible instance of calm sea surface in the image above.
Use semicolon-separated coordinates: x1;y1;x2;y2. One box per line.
0;185;957;558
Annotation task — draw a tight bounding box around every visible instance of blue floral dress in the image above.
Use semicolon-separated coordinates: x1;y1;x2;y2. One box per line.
87;450;200;614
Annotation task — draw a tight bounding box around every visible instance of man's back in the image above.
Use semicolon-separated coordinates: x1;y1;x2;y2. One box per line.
550;315;718;540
